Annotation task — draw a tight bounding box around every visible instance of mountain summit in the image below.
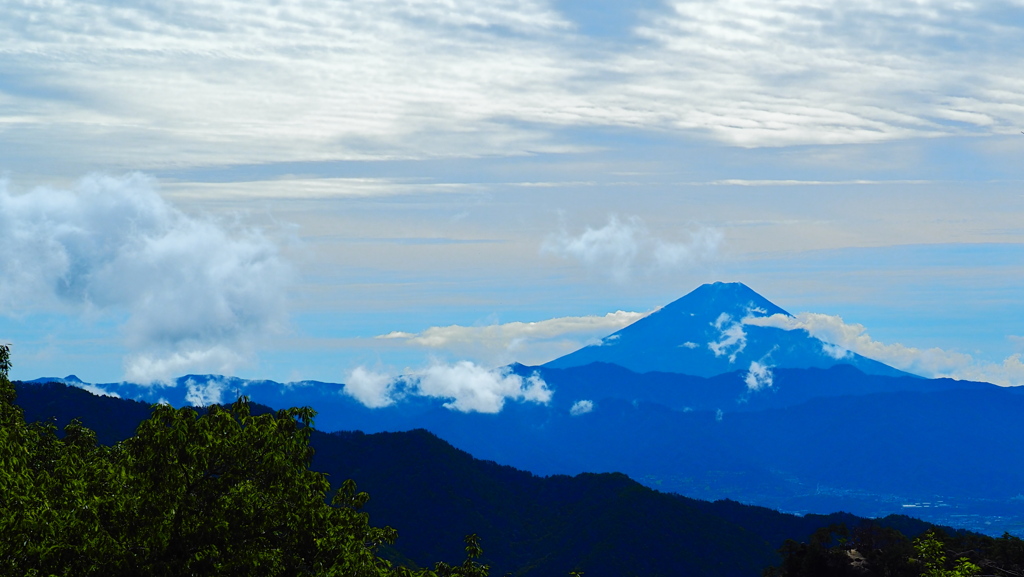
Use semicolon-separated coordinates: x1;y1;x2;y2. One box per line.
544;282;908;378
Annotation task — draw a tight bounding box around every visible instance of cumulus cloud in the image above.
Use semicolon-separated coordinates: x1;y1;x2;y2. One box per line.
342;362;552;413
343;367;401;409
570;399;594;416
744;361;773;392
957;355;1024;389
413;362;552;413
542;215;721;282
378;309;649;365
744;312;1024;386
0;174;291;384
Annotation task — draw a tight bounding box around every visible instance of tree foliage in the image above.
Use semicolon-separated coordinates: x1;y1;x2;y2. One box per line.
0;344;487;577
765;520;1023;577
913;531;980;577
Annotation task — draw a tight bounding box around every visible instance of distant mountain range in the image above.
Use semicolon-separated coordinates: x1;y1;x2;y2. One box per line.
22;281;1024;535
13;380;945;577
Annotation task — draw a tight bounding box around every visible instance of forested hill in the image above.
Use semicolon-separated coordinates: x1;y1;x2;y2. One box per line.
15;379;941;577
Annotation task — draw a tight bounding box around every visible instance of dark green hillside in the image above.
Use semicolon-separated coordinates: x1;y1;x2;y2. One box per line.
11;375;963;577
311;429;780;576
688;499;936;552
12;379;783;575
4;350;484;577
12;380;152;444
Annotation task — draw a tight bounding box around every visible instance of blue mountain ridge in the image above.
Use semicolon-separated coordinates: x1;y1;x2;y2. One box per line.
23;281;1024;535
26;362;992;431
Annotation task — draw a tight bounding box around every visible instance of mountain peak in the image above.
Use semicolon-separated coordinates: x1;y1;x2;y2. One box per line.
658;281;789;319
545;282;905;378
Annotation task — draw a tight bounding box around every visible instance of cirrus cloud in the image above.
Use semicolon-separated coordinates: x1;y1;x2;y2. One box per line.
4;0;1019;174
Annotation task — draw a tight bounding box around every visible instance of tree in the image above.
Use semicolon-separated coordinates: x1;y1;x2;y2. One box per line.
765;524;866;577
431;534;490;577
913;531;980;577
0;344;485;576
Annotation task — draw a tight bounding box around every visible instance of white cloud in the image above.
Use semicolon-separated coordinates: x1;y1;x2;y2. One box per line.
620;0;1024;147
0;0;580;169
184;377;228;407
166;177;475;201
125;347;246;386
414;362;552;413
744;360;773;391
652;227;725;269
821;342;852;360
343;367;400;409
570;399;594;416
378;310;648;365
708;313;747;362
0;174;291;384
0;0;1022;173
379;311;647;346
542;215;721;282
957;354;1024;388
600;334;621;345
78;383;120;399
543;215;641;282
342;361;552;413
744;312;1024;386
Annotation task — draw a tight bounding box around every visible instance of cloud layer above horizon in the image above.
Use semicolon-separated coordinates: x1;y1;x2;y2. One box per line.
378;309;650;366
1;0;1021;171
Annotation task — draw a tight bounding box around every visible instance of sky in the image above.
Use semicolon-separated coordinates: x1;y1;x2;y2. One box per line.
1;0;1024;389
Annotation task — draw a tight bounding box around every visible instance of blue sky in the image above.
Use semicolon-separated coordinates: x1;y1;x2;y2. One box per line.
1;0;1024;388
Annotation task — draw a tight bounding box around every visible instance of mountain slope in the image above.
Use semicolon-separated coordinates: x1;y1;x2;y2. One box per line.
544;282;908;378
7;380;824;577
13;380;956;576
311;429;783;577
392;384;1024;533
